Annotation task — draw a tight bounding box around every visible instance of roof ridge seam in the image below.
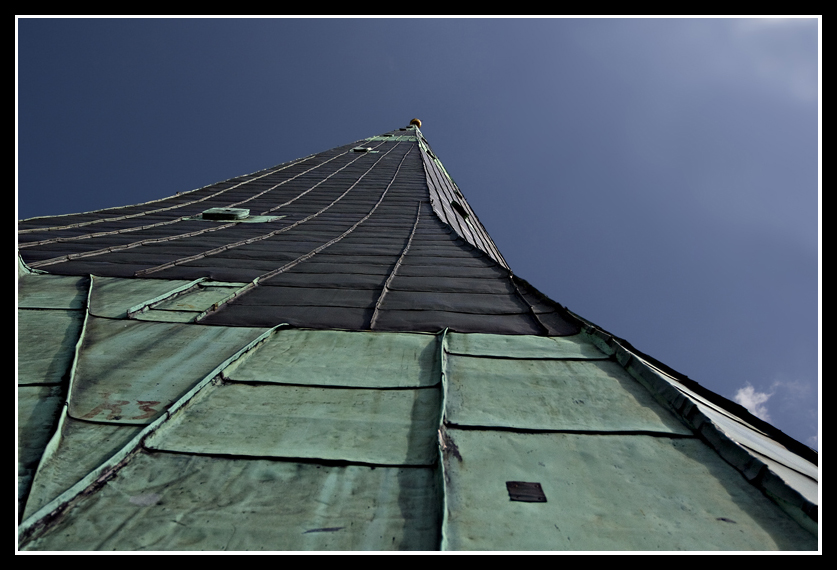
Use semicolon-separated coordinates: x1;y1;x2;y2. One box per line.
369;201;423;329
416;132;509;269
195;144;414;323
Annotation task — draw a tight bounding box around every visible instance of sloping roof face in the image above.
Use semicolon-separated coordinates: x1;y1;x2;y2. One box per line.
17;125;817;550
18;128;575;335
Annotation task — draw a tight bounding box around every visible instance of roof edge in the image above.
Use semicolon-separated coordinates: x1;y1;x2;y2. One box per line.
569;309;817;533
568;308;817;464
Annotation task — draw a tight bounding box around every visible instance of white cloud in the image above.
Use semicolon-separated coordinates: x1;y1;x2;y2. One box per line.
734;383;774;421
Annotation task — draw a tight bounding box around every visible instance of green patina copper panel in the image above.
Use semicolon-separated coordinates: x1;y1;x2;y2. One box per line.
22;452;441;551
69;317;268;424
18;254;35;277
441;430;816;551
147;382;441;465
151;284;245;313
446;332;605;359
23;416;144;520
133;310;200;323
17;274;89;309
445;356;691;434
89;276;195;318
224;329;441;388
18;385;65;513
18;309;84;386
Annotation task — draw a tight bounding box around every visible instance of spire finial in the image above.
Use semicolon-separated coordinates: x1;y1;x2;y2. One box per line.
409;118;422;128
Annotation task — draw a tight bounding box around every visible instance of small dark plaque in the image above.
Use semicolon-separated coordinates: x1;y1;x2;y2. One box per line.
506;481;547;503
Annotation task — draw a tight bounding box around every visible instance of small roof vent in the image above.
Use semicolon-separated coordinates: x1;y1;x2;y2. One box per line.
450;200;469;220
352;147;373;153
201;207;250;221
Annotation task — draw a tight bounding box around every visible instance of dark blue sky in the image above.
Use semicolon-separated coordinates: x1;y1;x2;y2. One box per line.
16;17;820;449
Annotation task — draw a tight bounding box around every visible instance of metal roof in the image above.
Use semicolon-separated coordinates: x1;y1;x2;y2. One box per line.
17;123;817;550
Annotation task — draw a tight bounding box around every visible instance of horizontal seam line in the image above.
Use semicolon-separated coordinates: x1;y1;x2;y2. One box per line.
220;379;441;390
64;413;151;427
444;352;609;361
17;306;85;311
142;447;436;468
444;423;696;437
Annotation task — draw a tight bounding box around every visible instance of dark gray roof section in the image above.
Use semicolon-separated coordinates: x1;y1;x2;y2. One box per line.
18;127;580;336
417;131;508;269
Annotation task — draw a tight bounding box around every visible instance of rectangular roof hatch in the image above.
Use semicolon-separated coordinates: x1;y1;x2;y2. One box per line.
506;481;547;503
201;207;250;221
187;208;284;224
